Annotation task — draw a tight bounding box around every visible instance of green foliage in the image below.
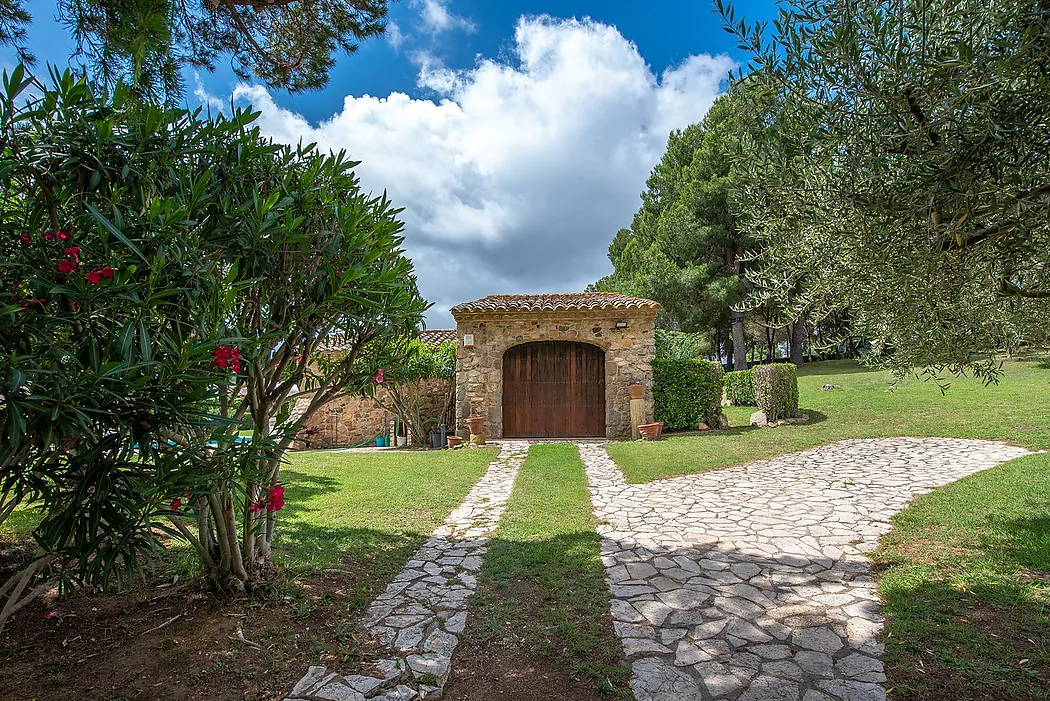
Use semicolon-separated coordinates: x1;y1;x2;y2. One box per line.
371;339;457;443
594;78;784;368
752;363;799;422
652;358;724;432
719;0;1050;378
35;0;390;103
654;328;708;360
0;66;228;591
0;65;427;597
723;369;755;406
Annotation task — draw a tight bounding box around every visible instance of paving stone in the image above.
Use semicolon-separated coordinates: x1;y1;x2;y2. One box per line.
343;675;386;696
312;680;367;701
737;675;800;701
631;657;705;701
577;439;1027;701
377;686;418;701
792;627;844;654
290;666;332;698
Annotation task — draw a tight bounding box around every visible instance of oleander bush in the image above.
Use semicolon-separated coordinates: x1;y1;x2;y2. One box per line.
723;369;756;406
652;359;724;432
753;363;800;421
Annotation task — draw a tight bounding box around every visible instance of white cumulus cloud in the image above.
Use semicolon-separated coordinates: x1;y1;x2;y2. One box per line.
225;16;733;325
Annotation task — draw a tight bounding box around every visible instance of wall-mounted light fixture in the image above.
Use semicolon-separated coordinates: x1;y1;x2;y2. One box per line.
463;333;475;348
614;320;628;329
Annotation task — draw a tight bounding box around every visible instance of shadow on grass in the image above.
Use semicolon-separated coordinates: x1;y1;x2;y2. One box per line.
878;577;1050;701
450;530;633;701
978;512;1050;575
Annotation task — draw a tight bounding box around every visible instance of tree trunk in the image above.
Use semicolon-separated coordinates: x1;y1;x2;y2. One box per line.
731;314;748;372
789;320;805;367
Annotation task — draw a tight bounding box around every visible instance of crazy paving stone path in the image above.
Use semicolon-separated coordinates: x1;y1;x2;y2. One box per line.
578;438;1029;701
286;440;529;701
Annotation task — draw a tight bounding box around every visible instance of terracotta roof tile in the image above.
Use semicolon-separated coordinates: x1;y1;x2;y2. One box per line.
419;328;457;346
450;292;659;315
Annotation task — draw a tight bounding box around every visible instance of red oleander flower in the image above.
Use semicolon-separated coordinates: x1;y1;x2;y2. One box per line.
17;234;31;245
56;259;78;274
19;298;45;309
43;611;60;620
63;246;81;258
213;346;242;374
42;231;55;241
100;266;114;278
267;484;285;512
374;368;385;384
57;231;71;241
249;502;264;514
170;498;182;511
85;270;103;284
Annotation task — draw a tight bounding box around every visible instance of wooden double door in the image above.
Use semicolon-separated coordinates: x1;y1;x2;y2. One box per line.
502;341;606;438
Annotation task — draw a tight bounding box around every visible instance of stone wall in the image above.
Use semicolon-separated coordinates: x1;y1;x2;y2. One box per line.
298;393;391;449
452;309;657;439
297;379;455;449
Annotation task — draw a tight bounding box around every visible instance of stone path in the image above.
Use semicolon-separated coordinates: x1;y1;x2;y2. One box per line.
286;441;529;701
579;438;1029;701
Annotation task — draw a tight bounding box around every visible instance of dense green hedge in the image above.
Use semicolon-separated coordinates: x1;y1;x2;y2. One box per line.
753;363;800;421
723;369;756;406
652;359;724;432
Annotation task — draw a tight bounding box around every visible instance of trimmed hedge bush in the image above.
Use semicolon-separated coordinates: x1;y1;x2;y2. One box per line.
753;363;800;421
723;369;756;406
652;359;724;432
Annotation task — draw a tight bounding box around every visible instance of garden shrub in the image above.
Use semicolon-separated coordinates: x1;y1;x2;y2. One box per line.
723;369;756;406
652;359;724;432
753;363;800;421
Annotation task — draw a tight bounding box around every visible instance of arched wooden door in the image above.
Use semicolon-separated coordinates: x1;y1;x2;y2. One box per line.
502;341;606;438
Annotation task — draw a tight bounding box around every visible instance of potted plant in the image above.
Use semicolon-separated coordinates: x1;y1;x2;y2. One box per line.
638;421;664;440
465;416;485;435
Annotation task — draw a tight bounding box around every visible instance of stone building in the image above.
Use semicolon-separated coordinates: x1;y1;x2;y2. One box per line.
450;292;658;440
297;329;456;449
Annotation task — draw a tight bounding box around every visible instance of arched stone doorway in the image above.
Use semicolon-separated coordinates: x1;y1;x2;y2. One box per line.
502;340;606;438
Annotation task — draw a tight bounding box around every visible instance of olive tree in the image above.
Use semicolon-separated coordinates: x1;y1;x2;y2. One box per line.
718;0;1050;378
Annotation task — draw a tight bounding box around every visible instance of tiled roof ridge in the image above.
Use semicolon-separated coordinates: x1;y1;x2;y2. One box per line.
451;292;659;314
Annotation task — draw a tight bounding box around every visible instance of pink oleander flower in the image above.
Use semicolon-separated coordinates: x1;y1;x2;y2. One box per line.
267;484;285;512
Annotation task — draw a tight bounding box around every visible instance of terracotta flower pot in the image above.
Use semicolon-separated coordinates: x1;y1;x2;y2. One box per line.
627;384;646;400
638;421;664;441
446;435;463;449
465;416;485;435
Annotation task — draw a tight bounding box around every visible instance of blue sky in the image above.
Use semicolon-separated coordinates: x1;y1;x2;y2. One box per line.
4;1;777;325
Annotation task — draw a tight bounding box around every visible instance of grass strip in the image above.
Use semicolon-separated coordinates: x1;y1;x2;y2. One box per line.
466;443;631;697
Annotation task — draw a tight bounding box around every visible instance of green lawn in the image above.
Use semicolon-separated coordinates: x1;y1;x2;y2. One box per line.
452;443;631;698
873;452;1050;700
277;447;497;573
609;358;1050;483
